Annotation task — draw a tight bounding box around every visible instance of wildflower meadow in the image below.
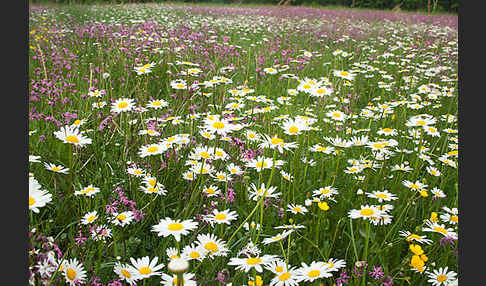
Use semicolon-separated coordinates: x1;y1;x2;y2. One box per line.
28;3;458;286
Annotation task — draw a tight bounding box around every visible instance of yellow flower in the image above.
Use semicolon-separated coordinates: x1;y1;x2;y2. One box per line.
409;244;424;256
318;202;330;211
410;255;425;272
419;189;429;197
430;212;439;223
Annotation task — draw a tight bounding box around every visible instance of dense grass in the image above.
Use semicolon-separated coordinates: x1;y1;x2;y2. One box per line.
29;3;458;286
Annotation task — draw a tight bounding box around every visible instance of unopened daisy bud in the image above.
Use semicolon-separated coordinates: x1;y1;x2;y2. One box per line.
103;72;110;79
168;257;189;274
116;256;121;260
356;189;363;195
289;218;294;224
305;199;313;206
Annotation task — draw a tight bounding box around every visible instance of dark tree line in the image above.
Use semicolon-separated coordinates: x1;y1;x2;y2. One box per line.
29;0;458;13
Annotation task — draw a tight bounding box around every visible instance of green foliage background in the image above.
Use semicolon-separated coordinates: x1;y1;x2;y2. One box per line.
30;0;458;13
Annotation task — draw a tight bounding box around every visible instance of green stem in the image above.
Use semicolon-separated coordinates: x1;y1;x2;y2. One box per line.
349;218;359;261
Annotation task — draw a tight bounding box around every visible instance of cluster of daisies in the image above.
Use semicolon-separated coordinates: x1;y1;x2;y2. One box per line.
29;4;458;286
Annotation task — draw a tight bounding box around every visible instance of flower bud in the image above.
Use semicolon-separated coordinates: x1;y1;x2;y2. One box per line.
168;258;189;274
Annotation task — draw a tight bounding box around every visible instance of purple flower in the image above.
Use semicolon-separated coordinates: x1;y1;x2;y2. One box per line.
225;188;235;204
214;269;229;285
369;265;384;280
440;235;457;247
336;270;350;286
74;230;87;247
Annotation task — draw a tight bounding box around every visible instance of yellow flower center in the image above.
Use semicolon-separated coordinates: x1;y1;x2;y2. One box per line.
376;193;388;199
66;268;76;280
279;272;291;281
271;137;284;145
118;102;128;109
246;258;262;265
176;84;185;88
324;262;335;269
121;269;131;278
147;179;157;187
293;207;302;212
275;266;283;272
410;184;420;190
139;267;151;275
147;187;158;193
255;161;268;168
433;226;447;235
288;126;299;134
80;188;93;194
450;215;458;223
416;120;426;126
408;234;422;241
448;150;458;156
200;152;211;159
303;84;311;89
204;242;218;253
437;274;447;282
168;223;184;231
308;270;320;278
147;146;158;153
206;188;215;194
190;251;200;259
212;122;225;129
65;135;79;143
74;120;82;125
29;197;35;206
320;189;330;194
340;71;349;76
116;214;127;221
215;213;227;220
360;209;374;216
316;146;327;152
87;216;96;222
